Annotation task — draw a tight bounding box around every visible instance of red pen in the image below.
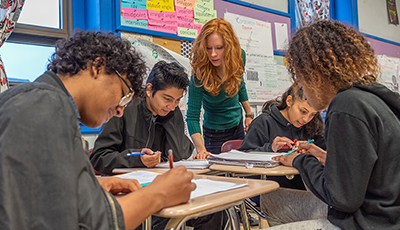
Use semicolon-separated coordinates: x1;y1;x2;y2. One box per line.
168;149;173;169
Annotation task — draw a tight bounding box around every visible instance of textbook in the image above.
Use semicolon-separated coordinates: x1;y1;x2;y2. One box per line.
208;150;285;168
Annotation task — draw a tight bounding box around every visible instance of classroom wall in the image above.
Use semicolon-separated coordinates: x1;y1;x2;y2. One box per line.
358;0;400;44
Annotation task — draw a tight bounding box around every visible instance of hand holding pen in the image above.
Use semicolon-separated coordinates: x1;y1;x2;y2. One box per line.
127;148;161;168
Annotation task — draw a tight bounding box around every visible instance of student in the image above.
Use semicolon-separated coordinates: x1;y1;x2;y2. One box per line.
238;83;325;189
90;60;194;175
271;20;400;229
90;60;224;230
187;18;253;157
0;30;196;230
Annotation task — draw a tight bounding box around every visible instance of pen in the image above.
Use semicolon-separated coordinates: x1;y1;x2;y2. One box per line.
168;149;173;169
126;151;159;156
285;139;314;156
140;182;152;187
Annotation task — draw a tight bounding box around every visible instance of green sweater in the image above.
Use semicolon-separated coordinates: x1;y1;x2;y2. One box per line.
186;50;248;135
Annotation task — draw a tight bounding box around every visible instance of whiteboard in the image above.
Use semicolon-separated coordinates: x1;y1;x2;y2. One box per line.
358;0;400;43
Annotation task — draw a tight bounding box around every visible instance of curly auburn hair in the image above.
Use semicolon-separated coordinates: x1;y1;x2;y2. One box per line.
47;30;147;99
190;18;244;97
262;83;324;136
286;20;379;102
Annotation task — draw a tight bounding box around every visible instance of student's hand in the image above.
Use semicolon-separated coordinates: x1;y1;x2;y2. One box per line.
149;166;196;208
244;117;253;132
193;151;211;159
271;136;294;152
140;148;161;168
297;143;327;165
97;177;142;195
272;152;300;167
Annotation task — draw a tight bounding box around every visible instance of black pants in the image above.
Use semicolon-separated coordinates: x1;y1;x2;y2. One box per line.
135;211;225;230
203;118;245;154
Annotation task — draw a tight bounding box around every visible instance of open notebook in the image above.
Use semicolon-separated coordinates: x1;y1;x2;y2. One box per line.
208;150;285;168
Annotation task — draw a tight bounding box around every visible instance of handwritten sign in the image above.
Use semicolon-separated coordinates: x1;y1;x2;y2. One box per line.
175;0;195;10
121;18;149;29
176;6;194;17
147;10;177;20
148;18;178;27
147;0;175;12
149;24;177;34
178;27;198;38
121;8;148;20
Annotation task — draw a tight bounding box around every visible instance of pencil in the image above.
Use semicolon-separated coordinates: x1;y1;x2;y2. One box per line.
285;139;314;156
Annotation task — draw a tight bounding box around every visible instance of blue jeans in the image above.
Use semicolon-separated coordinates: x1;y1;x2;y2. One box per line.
203;118;245;154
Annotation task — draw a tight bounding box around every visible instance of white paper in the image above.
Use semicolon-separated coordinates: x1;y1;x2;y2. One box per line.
210;150;284;162
190;179;247;199
156;159;210;169
116;170;162;184
274;22;289;50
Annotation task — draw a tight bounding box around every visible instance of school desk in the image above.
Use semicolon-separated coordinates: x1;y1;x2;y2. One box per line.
209;164;299;179
149;175;279;230
112;167;212;175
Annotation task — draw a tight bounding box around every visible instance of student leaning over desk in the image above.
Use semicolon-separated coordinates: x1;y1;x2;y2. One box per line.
270;20;400;230
0;30;196;230
186;18;253;157
90;61;195;175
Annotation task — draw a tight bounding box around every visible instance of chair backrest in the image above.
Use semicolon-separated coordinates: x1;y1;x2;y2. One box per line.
221;139;244;153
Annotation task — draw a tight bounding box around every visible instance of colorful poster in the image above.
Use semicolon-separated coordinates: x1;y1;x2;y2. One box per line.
387;0;399;25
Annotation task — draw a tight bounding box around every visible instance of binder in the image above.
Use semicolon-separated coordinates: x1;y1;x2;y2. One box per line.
208;150;284;169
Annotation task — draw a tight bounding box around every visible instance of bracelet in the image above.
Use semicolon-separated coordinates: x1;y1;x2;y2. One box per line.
245;113;254;119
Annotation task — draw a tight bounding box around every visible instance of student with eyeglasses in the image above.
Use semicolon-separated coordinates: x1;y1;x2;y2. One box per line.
90;60;224;230
0;30;196;230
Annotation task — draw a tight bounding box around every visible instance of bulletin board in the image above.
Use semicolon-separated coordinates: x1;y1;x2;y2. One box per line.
115;0;294;117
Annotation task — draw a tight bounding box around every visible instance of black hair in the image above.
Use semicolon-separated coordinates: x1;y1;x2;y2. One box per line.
262;83;324;136
147;61;190;96
47;30;147;99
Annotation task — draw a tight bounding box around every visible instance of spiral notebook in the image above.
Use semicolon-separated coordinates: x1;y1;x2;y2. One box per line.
208;150;285;168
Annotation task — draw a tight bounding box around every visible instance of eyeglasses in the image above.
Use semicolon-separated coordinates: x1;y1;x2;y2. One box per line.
113;68;135;108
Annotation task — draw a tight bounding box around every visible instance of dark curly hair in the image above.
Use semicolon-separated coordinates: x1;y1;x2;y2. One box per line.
147;61;190;96
47;30;147;99
262;83;324;136
287;20;379;103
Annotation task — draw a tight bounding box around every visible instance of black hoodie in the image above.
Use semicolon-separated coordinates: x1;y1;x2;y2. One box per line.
238;104;326;153
90;100;194;175
293;83;400;230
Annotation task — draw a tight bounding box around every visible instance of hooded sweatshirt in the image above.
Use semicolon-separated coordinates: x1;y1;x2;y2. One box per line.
293;83;400;230
238;104;325;152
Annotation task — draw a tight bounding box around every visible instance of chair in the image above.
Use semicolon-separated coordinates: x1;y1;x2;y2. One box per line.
221;139;244;153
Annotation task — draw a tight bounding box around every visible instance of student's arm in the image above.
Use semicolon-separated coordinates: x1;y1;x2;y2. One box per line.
118;166;196;230
90;115;158;175
292;112;376;213
186;76;208;154
240;100;253;132
238;115;274;152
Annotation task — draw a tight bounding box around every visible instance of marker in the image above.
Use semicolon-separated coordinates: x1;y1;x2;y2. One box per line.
285;139;314;156
140;182;152;187
126;151;159;156
168;149;173;169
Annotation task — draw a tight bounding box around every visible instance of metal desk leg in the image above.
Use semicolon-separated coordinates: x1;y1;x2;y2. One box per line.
143;216;152;230
227;206;240;230
164;216;191;230
239;201;250;230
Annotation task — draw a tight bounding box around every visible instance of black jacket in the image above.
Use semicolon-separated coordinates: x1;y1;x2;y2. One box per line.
0;71;125;229
90;100;194;175
238;105;326;152
294;83;400;230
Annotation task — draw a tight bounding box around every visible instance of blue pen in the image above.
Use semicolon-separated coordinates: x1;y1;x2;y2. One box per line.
126;151;159;156
285;139;314;156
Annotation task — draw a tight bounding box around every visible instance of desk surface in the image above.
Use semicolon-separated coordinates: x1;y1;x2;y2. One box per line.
155;175;279;218
112;167;212;175
209;164;299;176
